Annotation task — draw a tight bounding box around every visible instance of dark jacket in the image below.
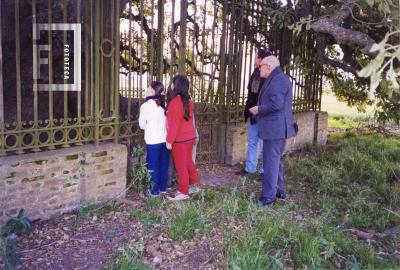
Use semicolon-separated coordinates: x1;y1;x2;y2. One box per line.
244;68;265;124
257;67;296;140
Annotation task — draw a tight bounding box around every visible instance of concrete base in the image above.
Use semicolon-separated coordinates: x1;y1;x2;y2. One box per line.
225;111;328;165
0;143;128;225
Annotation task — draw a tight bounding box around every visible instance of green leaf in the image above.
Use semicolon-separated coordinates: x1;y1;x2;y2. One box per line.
370;33;390;53
370;71;382;92
369;43;382;53
358;56;384;77
386;63;400;90
366;0;375;7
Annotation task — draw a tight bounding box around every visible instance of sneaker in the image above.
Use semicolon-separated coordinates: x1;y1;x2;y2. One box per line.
189;185;201;195
158;184;173;194
147;189;159;197
167;191;189;201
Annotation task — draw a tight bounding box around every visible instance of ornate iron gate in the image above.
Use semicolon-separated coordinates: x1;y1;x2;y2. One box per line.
0;0;323;163
0;0;121;156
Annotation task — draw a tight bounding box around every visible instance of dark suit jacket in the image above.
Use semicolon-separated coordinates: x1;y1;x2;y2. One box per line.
257;67;296;140
244;68;265;124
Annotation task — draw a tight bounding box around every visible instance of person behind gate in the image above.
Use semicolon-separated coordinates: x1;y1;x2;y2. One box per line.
139;81;170;197
249;55;296;205
236;48;271;176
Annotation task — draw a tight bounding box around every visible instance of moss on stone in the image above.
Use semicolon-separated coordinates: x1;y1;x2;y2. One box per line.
66;154;79;160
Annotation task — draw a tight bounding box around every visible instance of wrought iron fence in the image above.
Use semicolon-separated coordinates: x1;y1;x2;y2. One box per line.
0;0;323;163
0;0;121;157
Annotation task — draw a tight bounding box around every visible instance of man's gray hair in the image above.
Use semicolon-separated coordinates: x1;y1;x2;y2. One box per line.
263;55;280;71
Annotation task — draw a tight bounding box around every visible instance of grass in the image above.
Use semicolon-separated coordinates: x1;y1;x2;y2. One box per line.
321;91;376;129
105;130;400;269
288;132;400;231
69;202;121;230
225;218;288;270
167;201;209;241
328;114;366;129
321;91;375;117
130;209;160;228
229;132;400;269
107;247;153;270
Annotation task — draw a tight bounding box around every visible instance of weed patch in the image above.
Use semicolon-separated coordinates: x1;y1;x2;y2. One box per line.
167;202;209;241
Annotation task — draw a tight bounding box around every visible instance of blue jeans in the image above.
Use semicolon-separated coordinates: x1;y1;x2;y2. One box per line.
245;121;263;174
261;139;286;203
146;143;170;195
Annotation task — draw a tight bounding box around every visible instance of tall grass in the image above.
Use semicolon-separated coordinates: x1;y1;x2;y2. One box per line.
328;114;366;129
167;201;209;241
225;132;400;269
287;132;400;231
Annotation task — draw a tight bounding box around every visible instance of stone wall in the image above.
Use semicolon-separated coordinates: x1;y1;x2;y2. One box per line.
224;111;328;165
0;143;128;225
225;124;248;166
315;111;329;145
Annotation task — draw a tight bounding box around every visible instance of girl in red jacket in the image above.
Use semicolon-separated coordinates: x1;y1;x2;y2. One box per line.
166;75;201;201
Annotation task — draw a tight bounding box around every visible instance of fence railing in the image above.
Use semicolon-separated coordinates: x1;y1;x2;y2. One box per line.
0;0;323;163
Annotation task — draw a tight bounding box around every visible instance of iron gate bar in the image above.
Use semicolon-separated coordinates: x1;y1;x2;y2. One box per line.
149;0;154;81
76;0;83;146
15;0;23;154
32;0;40;152
94;0;100;145
47;0;55;150
63;0;69;148
178;0;188;75
139;0;144;99
0;0;4;156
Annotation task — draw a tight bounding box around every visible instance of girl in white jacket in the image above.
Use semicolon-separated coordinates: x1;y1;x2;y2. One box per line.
139;81;170;197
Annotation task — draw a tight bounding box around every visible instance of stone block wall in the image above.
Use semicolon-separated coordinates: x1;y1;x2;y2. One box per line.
0;143;127;225
285;112;328;152
315;111;329;145
225;124;248;166
225;111;328;165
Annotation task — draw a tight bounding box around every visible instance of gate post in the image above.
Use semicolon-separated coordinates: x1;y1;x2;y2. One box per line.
217;0;228;164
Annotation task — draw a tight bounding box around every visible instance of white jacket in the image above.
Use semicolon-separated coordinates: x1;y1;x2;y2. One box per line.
139;99;167;144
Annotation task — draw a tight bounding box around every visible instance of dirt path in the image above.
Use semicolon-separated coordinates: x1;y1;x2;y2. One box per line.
198;164;245;187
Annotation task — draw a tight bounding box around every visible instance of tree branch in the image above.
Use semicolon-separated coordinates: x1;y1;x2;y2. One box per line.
315;34;359;76
311;0;376;55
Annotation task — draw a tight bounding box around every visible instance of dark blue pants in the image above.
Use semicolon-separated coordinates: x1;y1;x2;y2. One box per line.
261;139;286;203
146;143;170;195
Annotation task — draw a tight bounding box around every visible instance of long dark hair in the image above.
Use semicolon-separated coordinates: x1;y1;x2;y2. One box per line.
257;48;271;59
149;81;166;109
167;75;191;121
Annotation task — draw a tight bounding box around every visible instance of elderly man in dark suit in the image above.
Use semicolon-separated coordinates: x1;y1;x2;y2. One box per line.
249;55;296;205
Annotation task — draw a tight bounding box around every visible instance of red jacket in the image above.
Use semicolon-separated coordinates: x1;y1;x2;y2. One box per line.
166;95;196;144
